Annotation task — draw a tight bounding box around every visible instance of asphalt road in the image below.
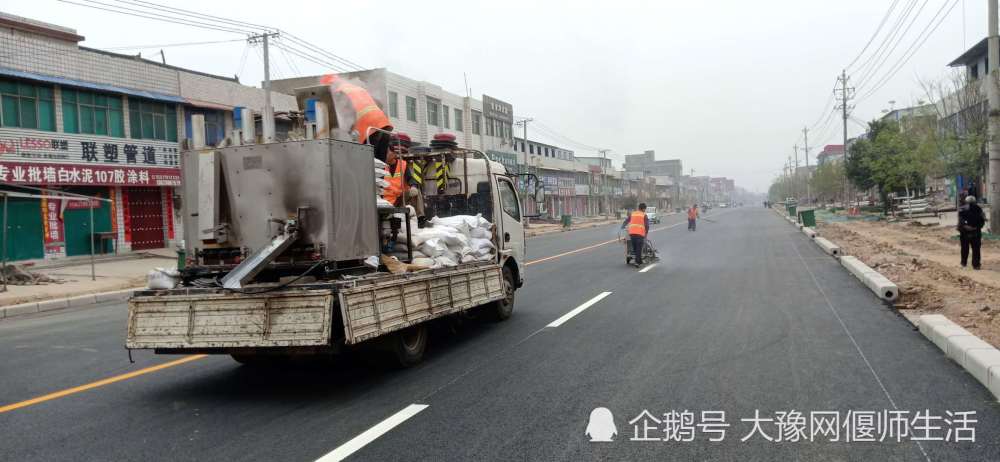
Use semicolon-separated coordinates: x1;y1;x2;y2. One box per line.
2;207;999;461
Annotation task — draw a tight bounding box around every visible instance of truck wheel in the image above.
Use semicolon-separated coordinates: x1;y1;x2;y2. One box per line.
392;324;428;367
489;266;516;321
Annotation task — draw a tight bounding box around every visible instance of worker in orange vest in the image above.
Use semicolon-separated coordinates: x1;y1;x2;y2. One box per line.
321;73;393;161
621;203;650;266
687;204;699;231
383;133;426;221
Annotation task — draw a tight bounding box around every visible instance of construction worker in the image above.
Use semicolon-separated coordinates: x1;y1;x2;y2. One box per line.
320;73;393;161
622;203;650;266
687;204;699;231
958;194;986;270
383;133;426;222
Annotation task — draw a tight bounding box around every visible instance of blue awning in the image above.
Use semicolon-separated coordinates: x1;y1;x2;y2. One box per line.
0;67;186;103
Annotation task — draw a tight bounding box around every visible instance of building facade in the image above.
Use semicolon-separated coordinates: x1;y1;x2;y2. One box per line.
0;13;296;261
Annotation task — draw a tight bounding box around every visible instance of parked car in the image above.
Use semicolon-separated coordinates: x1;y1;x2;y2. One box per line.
646;206;661;224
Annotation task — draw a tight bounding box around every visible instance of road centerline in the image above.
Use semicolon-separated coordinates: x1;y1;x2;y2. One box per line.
315;404;428;462
0;354;207;414
547;292;613;328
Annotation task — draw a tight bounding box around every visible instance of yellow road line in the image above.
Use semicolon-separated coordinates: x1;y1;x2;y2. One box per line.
0;354;207;414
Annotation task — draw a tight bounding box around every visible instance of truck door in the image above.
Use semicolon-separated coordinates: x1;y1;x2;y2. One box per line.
494;176;525;282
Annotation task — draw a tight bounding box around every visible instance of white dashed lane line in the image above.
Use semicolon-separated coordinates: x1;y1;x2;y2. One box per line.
315;404;429;462
546;292;613;328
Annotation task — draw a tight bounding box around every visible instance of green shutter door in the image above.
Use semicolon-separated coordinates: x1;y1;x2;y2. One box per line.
2;198;44;262
64;191;113;257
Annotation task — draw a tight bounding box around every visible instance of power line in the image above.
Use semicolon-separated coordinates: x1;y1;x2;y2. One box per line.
234;43;250;79
276;40;301;75
59;0;253;35
846;0;903;70
857;0;961;102
852;0;922;86
119;0;365;70
102;38;245;50
856;0;930;90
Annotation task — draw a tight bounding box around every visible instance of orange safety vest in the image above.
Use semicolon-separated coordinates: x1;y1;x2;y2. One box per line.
688;208;698;220
627;211;647;237
383;159;407;205
321;74;392;144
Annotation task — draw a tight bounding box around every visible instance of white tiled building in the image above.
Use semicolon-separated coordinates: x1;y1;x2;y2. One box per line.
0;13;296;261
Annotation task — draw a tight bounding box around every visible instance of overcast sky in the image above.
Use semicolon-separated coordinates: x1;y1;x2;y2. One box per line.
7;0;989;191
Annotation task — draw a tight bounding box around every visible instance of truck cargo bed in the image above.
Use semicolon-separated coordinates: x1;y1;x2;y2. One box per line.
126;262;505;351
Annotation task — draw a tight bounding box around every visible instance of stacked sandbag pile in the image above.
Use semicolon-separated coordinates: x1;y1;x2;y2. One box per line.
375;158;392;208
404;214;496;269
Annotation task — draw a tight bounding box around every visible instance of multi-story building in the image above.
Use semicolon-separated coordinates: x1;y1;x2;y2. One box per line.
0;13;296;262
816;144;845;166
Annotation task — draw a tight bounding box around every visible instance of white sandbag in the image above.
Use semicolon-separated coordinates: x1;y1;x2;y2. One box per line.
433;255;458;268
470;238;495;250
376;178;390;189
374;158;387;169
412;257;435;268
377;198;394;208
461;254;477;264
374;168;389;177
477;253;495;262
146;267;179;290
419;238;447;257
364;255;380;269
411;226;466;248
469;227;492;239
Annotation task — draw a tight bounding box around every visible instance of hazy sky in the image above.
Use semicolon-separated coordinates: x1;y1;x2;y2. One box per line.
6;0;989;191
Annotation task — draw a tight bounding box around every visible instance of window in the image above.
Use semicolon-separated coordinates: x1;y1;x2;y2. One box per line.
388;91;399;118
486;118;494;136
426;97;440;126
529;144;534;154
442;104;450;128
0;79;55;131
128;98;178;142
472;111;482;134
454;108;463;131
498;179;521;221
62;89;124;137
405;96;417;121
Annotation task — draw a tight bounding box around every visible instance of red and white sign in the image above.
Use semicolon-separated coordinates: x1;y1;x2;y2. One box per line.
0;161;180;187
40;197;65;257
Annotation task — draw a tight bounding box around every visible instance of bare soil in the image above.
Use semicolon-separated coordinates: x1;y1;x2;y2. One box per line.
817;219;1000;346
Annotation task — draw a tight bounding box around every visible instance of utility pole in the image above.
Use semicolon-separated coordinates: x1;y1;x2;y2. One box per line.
793;144;800;200
988;0;1000;232
248;32;280;143
803;126;811;204
599;149;611;217
835;70;855;207
515;117;533;221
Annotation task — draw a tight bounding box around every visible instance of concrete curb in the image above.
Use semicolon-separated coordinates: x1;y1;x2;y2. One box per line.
917;314;1000;400
0;288;137;320
839;256;899;302
802;227;817;239
813;237;841;257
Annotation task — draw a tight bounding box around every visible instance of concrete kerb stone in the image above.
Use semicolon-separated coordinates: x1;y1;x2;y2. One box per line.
802;227;817;238
814;237;841;257
918;314;1000;400
1;288;138;320
839;255;898;302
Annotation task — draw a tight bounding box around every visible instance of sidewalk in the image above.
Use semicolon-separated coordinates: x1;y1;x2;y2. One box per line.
525;215;621;237
0;249;176;307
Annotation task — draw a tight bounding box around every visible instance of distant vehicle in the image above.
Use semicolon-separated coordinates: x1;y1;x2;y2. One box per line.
646;206;661;224
719;203;728;208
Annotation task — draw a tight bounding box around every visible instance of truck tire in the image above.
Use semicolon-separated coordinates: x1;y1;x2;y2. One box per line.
488;266;515;322
392;324;428;367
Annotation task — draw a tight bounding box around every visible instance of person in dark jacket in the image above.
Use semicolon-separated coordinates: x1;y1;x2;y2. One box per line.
958;195;986;270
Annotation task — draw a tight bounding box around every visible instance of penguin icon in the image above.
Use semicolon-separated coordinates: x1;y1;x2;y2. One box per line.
585;407;617;442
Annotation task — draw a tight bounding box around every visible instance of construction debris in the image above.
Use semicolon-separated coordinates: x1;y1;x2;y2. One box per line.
1;264;64;285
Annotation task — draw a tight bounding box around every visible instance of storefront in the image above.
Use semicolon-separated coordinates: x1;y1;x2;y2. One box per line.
1;129;181;261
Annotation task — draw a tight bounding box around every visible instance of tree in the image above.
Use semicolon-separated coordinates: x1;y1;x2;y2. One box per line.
847;119;930;214
918;71;988;184
809;161;845;204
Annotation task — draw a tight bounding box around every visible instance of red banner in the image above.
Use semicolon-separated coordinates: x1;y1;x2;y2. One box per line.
40;197;64;257
0;161;180;186
165;190;175;240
